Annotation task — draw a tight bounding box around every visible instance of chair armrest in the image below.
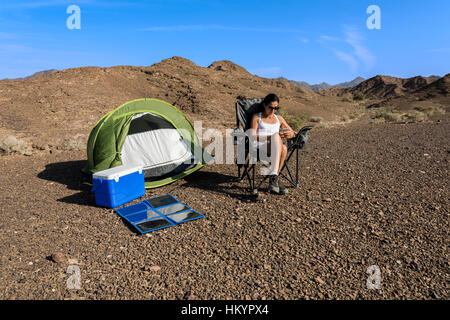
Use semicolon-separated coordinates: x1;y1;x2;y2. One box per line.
288;125;313;150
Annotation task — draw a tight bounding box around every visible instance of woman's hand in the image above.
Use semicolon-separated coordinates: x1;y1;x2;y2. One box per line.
279;128;295;139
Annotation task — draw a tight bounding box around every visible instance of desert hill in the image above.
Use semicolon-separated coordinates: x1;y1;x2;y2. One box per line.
0;57;448;155
418;73;450;97
0;57;355;153
324;74;442;100
364;73;449;111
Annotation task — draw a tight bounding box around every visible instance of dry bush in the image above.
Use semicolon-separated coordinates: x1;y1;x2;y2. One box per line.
309;116;323;123
0;135;32;155
374;110;402;122
278;109;308;130
353;93;365;101
414;106;446;117
404;110;428;122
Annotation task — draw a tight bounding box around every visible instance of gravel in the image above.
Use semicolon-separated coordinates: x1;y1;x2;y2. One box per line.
0;118;448;300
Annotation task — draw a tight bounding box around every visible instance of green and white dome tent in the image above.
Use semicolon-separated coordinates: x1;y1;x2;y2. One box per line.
84;98;212;188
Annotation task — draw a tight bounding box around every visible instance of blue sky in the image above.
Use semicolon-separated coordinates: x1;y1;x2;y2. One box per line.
0;0;449;84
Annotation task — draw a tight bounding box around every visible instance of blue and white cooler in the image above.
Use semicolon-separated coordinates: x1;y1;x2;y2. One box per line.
92;164;145;208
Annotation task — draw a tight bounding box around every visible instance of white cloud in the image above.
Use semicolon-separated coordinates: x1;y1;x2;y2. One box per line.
319;35;341;42
343;27;375;70
333;50;359;73
298;37;309;43
319;27;375;72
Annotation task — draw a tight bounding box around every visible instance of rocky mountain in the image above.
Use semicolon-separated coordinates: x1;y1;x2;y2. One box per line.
337;77;366;88
322;73;448;110
2;69;58;81
323;75;443;100
279;77;365;92
369;73;450;109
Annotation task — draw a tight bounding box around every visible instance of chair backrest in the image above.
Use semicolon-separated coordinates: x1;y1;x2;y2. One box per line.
235;98;264;131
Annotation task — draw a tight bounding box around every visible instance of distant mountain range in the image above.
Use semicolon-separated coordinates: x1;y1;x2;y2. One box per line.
2;69;58;81
278;76;366;92
315;74;443;100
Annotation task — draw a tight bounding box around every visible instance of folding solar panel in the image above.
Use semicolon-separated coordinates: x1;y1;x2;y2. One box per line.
115;194;205;234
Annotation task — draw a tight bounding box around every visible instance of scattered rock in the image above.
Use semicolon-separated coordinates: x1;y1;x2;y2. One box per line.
50;252;66;264
149;266;161;272
315;277;325;285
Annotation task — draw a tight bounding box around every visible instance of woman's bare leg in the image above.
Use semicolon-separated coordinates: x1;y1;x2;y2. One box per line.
278;143;287;174
269;133;282;174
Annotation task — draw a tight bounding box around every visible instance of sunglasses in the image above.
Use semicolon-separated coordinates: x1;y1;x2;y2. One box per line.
268;106;280;111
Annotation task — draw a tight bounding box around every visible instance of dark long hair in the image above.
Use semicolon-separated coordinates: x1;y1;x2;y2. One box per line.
258;93;279;112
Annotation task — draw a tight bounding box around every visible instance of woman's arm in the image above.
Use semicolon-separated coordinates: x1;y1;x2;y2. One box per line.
277;115;296;139
250;113;260;142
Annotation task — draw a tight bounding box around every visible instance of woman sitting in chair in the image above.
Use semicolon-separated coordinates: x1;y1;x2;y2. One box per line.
250;93;296;195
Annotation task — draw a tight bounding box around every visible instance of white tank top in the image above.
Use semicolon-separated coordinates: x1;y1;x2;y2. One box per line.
257;112;280;136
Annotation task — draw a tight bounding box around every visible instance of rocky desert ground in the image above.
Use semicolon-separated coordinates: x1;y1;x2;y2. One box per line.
0;57;448;299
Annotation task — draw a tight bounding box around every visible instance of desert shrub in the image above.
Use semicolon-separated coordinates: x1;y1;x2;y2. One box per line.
433;107;446;115
404;111;427;122
373;106;445;123
278;109;307;130
340;115;349;122
414;106;427;112
0;135;32;155
62;139;85;151
383;112;403;122
309;116;323;123
374;110;402;122
349;112;358;120
341;97;350;102
353;93;365;101
414;106;446;116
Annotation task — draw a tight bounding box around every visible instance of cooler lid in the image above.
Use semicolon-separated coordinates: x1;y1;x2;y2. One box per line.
93;164;143;180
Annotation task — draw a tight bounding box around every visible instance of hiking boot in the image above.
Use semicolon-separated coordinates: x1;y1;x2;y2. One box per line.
278;180;289;195
268;175;280;194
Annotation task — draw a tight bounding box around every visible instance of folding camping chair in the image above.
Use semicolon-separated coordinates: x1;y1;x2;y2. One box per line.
231;98;313;195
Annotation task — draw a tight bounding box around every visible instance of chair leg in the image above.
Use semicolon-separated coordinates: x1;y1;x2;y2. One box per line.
279;148;298;188
244;164;257;194
237;152;250;183
255;173;270;190
295;148;299;188
251;165;258;195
